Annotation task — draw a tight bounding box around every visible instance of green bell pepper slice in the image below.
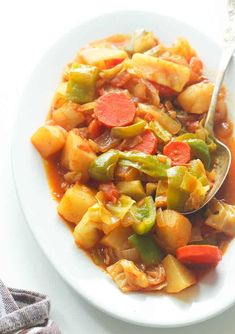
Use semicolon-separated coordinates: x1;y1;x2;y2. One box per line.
186;139;211;169
175;134;211;169
128;234;164;265
175;133;197;141
149;120;172;143
167;166;189;212
89;150;171;182
111;120;146;139
130;196;156;235
66;64;99;104
119;151;170;179
88;150;120;181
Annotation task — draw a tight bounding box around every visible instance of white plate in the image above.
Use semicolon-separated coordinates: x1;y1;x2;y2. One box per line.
12;11;235;328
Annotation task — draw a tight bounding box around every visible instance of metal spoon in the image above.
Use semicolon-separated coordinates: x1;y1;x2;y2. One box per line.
185;0;235;215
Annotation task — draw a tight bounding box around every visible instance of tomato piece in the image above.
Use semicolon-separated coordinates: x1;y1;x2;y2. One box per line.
131;130;157;154
176;245;222;266
94;92;136;127
150;81;177;97
88;119;104;139
104;58;125;69
99;182;120;204
163;141;191;166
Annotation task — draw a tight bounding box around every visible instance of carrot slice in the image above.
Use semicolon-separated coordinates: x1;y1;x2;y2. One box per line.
176;245;222;266
94;92;136;127
131;130;157;154
163;141;191;166
150;81;177;97
99;182;120;204
104;58;124;69
88;119;104;139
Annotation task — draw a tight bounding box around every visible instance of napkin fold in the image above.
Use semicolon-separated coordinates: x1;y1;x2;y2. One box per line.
0;280;61;333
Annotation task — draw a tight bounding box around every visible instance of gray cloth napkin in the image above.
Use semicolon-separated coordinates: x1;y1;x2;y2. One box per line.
0;280;61;334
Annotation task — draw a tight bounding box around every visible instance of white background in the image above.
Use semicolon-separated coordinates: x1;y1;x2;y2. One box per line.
0;0;234;333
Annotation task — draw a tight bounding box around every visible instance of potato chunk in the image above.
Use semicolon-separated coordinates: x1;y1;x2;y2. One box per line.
79;47;127;67
177;82;214;114
58;184;96;224
31;125;67;159
128;53;190;92
101;226;132;250
156;209;192;253
116;180;146;200
60;131;96;181
52;101;85;130
162;254;196;293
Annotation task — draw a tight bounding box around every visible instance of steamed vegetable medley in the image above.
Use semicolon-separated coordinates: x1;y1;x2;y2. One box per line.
31;30;235;294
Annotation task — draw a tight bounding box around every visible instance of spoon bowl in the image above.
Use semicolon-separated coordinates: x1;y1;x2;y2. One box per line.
184;0;235;215
185;139;231;215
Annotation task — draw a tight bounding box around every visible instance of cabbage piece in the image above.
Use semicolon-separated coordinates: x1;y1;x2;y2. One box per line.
183;176;208;212
106;195;135;220
79;47;128;67
188;159;210;187
205;199;235;237
99;62;124;80
125;29;157;54
73;205;102;249
171;38;196;62
107;259;166;292
167;162;210;212
128;53;190;92
96;192;135;234
74;192;135;247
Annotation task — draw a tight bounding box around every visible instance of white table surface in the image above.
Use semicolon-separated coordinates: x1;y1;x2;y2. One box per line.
0;0;234;332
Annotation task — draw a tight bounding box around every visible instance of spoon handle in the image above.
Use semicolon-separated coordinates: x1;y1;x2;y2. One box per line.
204;0;235;134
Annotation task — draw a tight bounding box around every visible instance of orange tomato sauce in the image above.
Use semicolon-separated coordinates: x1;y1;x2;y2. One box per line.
44;154;66;201
43;113;235;266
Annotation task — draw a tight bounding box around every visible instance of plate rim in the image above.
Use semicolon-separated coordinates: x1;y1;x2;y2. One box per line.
11;9;235;328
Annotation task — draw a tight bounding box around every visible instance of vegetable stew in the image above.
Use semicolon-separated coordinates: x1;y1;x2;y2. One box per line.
31;30;235;294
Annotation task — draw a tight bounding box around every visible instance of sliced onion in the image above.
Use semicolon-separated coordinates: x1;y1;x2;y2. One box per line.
118;135;143;150
132;80;147;100
115;248;141;262
95;130;121;152
141;79;160;106
176;110;199;127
